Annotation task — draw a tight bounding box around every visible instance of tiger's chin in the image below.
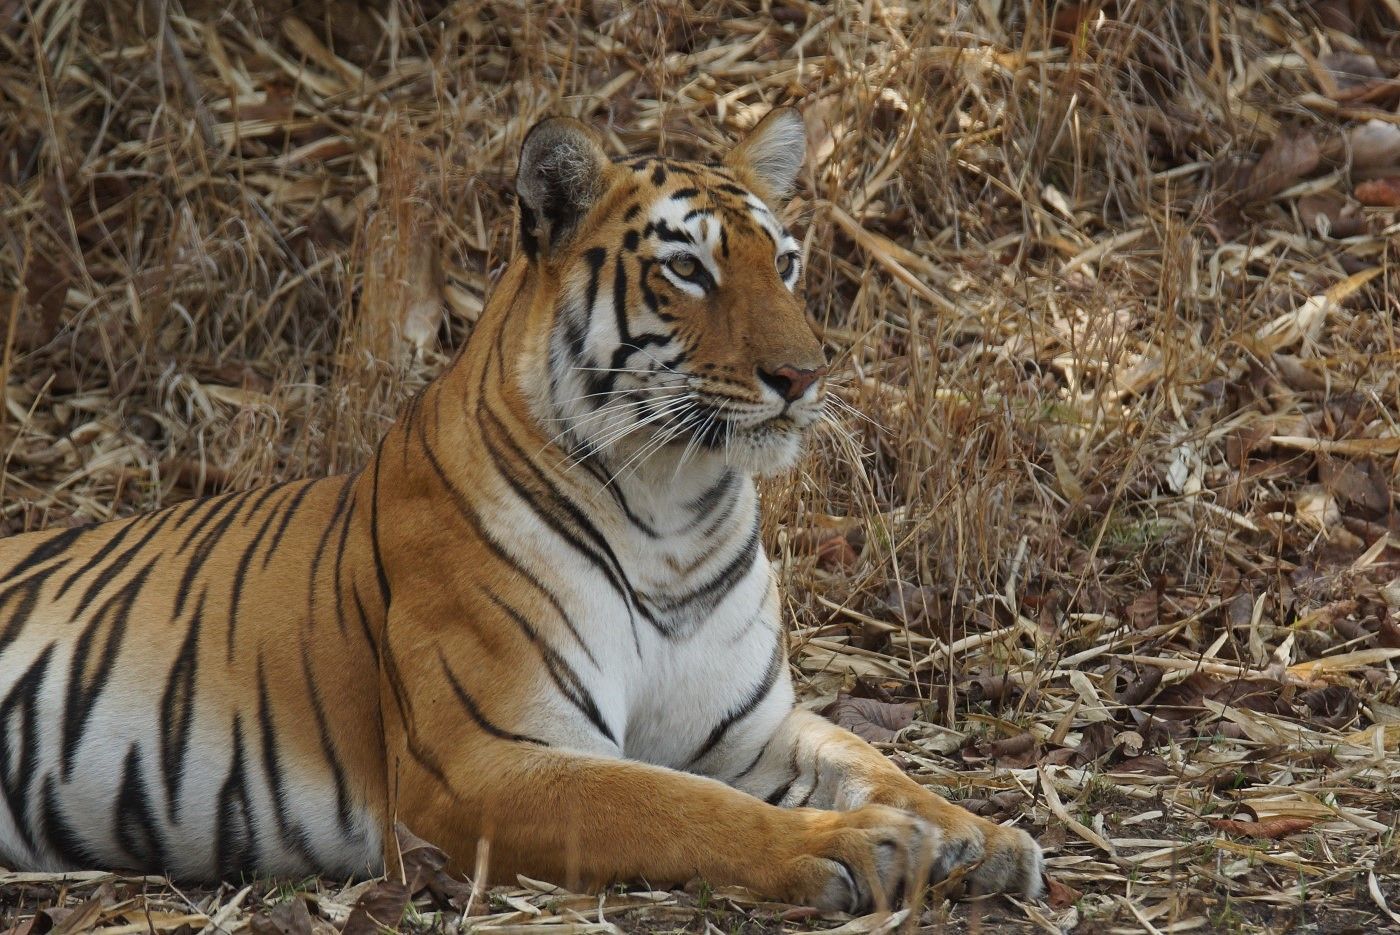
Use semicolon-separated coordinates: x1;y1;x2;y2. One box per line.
717;425;806;477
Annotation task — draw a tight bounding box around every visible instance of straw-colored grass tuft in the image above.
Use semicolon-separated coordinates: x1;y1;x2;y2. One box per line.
2;1;1399;933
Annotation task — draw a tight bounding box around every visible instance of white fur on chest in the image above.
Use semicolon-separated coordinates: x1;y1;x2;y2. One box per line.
485;457;793;777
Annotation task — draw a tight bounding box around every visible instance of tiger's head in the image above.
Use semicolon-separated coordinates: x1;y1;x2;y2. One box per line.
515;109;827;478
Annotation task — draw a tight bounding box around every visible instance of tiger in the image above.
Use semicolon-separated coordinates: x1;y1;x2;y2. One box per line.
0;109;1043;911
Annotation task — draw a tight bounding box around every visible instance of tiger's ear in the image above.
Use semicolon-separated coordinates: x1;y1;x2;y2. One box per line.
517;117;611;259
724;107;807;204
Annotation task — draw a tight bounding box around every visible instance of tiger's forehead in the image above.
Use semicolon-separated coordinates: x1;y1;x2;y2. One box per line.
615;157;796;258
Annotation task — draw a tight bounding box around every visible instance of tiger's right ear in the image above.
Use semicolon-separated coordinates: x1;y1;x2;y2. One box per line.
516;117;611;260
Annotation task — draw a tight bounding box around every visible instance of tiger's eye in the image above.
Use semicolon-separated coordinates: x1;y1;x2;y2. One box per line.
668;255;699;279
776;252;797;277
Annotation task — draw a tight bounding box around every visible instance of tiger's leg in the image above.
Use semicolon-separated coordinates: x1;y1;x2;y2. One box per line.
386;734;936;913
728;708;1043;898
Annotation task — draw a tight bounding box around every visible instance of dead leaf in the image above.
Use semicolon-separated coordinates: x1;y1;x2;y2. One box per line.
0;920;40;935
1110;755;1172;775
962;731;1040;768
1045;875;1082;909
1355;178;1400;207
1238;133;1321;203
1320;458;1390;514
340;881;410;935
1298;684;1360;729
394;822;475;903
249;899;314;935
821;693;916;742
1297;192;1367;238
1322;52;1386;89
47;892;110;935
1209;817;1316;839
815;533;859;571
1348;119;1400;170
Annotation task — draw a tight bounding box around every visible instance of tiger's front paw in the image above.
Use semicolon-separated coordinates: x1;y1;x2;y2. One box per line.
779;804;939;913
928;818;1043;898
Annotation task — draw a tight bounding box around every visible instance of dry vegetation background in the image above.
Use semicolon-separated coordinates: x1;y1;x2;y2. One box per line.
3;0;1400;932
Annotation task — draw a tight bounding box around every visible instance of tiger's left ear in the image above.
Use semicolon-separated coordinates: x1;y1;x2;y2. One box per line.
724;107;807;204
517;117;612;260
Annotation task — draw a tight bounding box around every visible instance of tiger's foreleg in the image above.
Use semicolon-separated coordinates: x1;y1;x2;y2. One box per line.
386;734;937;913
728;708;1043;897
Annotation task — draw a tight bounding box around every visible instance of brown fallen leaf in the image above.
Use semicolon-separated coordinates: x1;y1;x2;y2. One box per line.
1110;755;1173;775
1045;875;1082;909
341;881;410;935
815;533;859;571
1209;817;1316;839
961;731;1039;768
1355;178;1400;207
249;899;314;935
821;692;916;742
1298;192;1367;238
394;822;475;904
1238;132;1321;203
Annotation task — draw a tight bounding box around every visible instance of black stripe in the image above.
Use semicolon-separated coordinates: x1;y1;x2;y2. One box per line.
329;491;358;636
42;774;99;868
378;636;452;789
61;561;155;777
115;743;168;871
169;491;254;636
160;588;203;822
261;480;317;571
2;525;86;582
484;588;616;746
257;656;316;859
238;481;290;528
579;247;614;394
307;477;355;629
173;491;242;552
651;220;695;245
477;400;653;641
300;644;355;835
0;565;64;661
368;444;392;612
734;736;771;781
227;487;297;660
349;581;379;666
647;520;760;617
684;469;735;527
215;715;257;877
0;643;55;849
67;507;178;616
438;649;549;746
686;634;784;769
54;517;143;601
765;778;795;806
417;399;599;666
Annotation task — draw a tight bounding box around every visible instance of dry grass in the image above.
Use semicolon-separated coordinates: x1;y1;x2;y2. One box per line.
3;0;1400;932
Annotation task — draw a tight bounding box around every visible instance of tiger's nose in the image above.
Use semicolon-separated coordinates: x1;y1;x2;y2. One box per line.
759;364;827;402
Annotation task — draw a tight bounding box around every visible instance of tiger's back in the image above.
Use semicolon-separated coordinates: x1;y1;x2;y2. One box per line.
0;475;385;877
